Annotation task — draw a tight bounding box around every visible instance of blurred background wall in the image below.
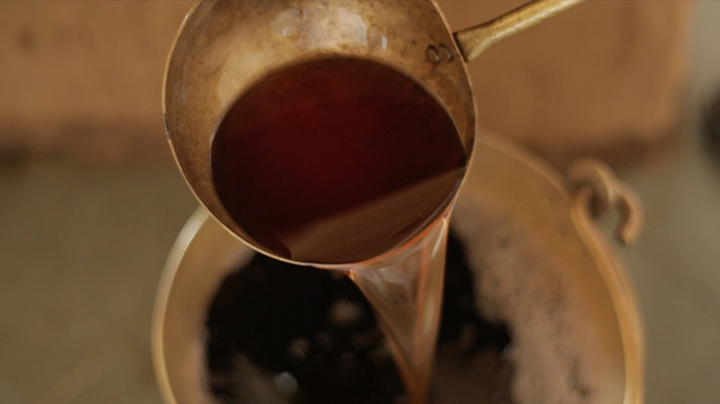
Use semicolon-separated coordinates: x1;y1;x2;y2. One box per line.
0;0;692;168
0;1;194;162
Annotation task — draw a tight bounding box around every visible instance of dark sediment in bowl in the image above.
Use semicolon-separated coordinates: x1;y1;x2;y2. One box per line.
203;195;601;404
204;230;513;404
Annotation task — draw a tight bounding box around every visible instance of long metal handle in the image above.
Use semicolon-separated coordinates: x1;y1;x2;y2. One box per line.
454;0;586;62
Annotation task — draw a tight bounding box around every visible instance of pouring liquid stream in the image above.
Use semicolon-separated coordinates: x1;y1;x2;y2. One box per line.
350;209;451;404
211;58;467;404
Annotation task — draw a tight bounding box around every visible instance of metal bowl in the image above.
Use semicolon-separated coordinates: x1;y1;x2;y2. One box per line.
152;133;644;404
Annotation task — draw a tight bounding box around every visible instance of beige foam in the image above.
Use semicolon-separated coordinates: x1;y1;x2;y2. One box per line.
452;196;601;404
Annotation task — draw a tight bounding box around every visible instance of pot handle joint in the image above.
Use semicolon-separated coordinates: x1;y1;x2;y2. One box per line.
568;159;644;246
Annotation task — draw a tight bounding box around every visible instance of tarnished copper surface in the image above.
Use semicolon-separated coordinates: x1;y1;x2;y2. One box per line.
163;0;584;265
164;0;473;260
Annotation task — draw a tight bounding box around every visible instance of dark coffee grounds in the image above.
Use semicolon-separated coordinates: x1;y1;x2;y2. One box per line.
204;232;513;404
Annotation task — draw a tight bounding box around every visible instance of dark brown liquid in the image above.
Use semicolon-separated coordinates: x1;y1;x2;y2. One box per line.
211;58;466;264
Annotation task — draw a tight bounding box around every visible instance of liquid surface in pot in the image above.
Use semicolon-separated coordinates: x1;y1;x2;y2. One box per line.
211;57;466;265
204;232;514;404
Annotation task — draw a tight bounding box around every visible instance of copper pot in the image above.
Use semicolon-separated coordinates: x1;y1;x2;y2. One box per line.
162;0;584;265
152;133;645;404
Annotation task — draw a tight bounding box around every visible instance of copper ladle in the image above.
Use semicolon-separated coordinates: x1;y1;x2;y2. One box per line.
163;0;586;267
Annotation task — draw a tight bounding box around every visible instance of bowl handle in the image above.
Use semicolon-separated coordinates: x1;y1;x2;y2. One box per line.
568;159;644;245
567;160;646;404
